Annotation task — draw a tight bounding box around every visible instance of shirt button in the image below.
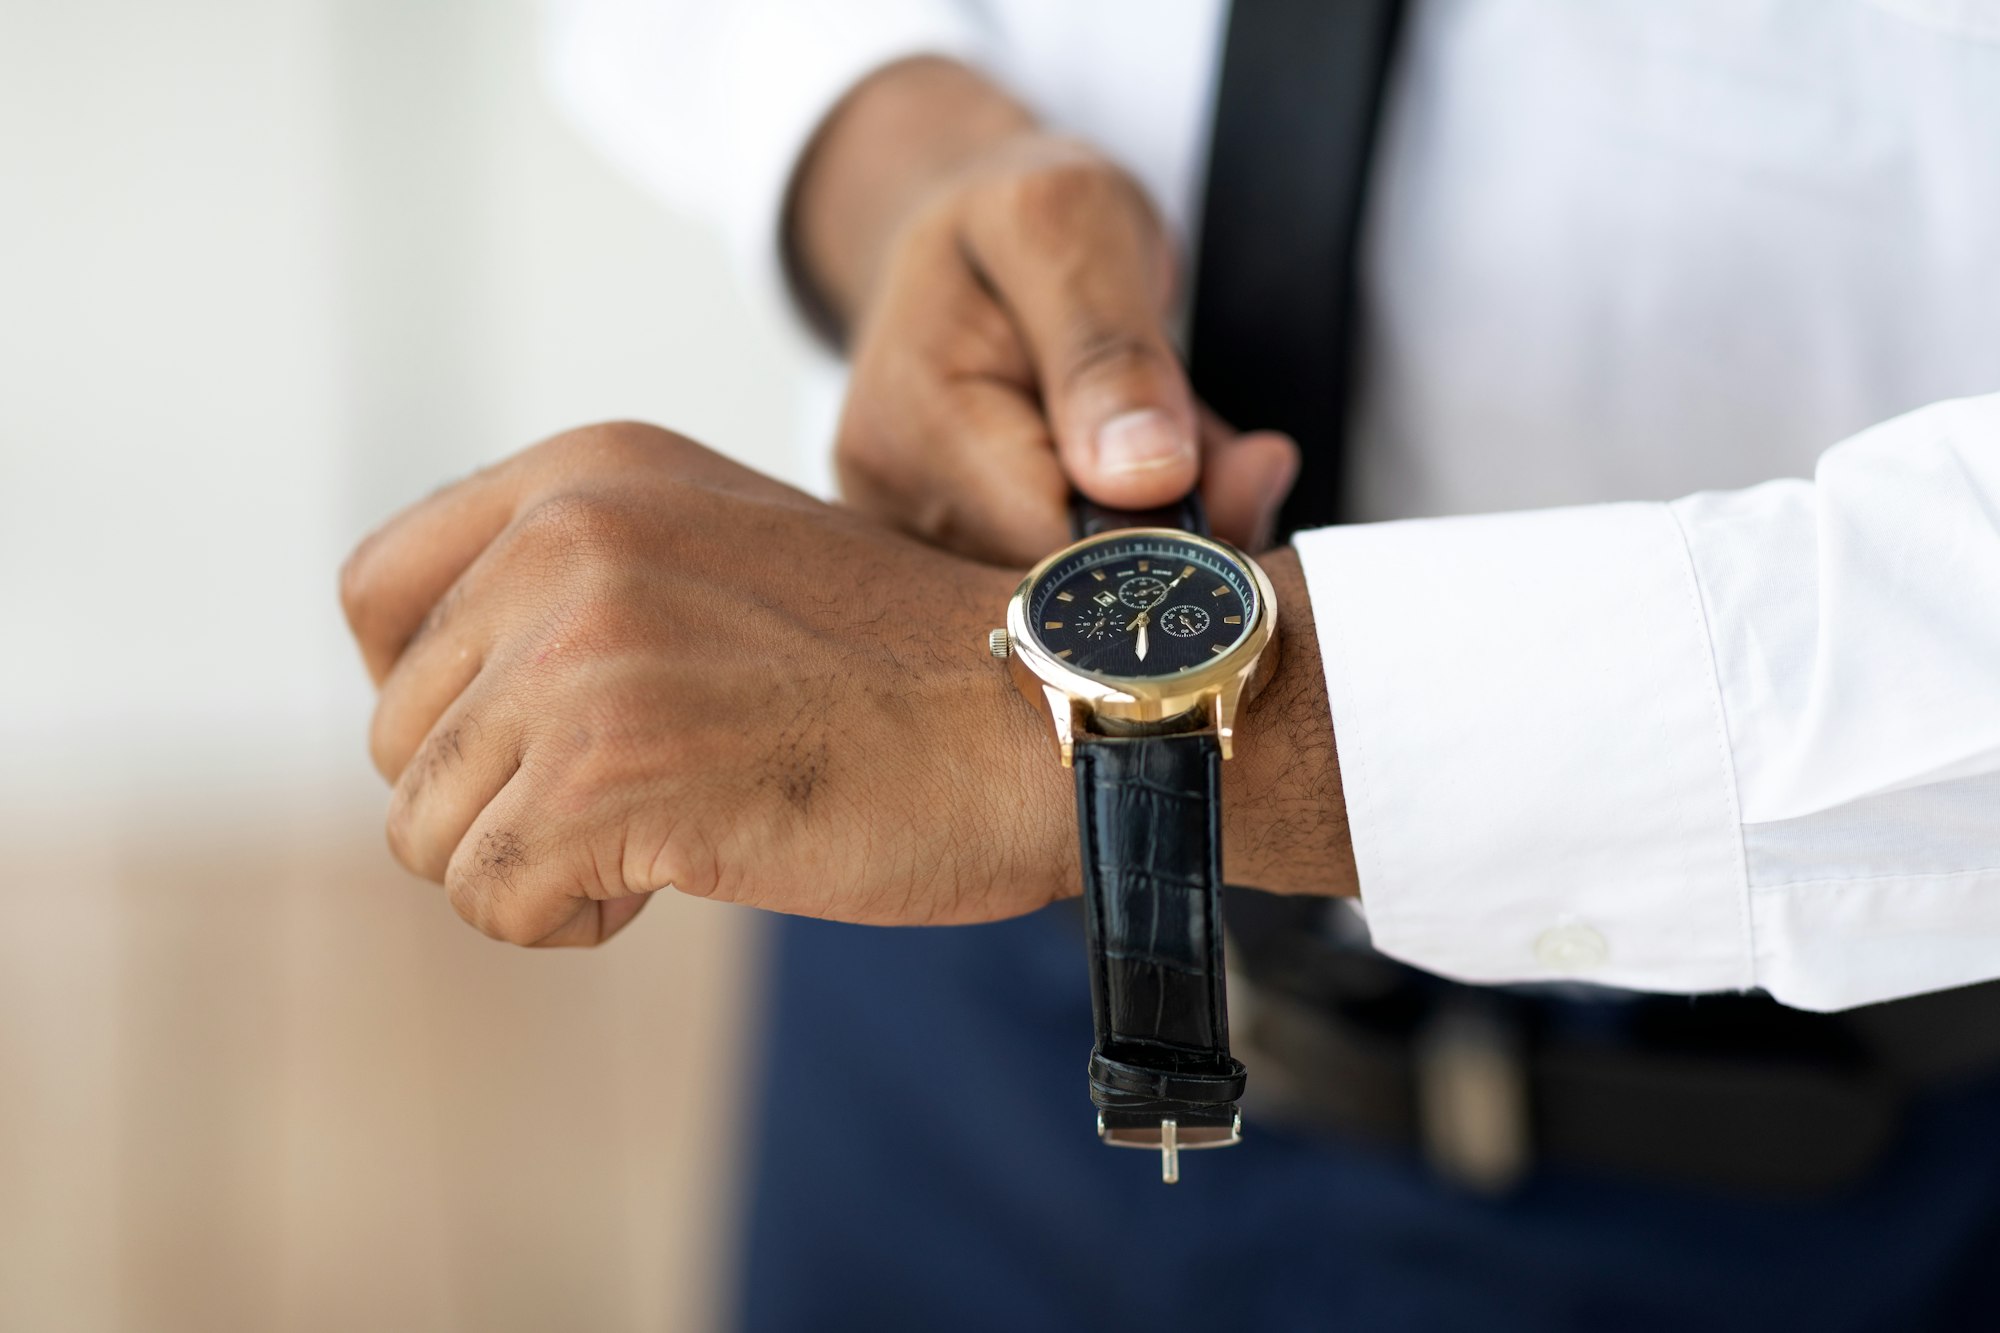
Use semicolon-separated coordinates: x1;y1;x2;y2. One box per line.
1535;923;1608;971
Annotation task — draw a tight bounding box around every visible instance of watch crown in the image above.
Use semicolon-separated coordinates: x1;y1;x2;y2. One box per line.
988;628;1011;659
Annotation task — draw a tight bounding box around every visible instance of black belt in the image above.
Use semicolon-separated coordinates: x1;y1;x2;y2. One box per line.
1227;892;2000;1196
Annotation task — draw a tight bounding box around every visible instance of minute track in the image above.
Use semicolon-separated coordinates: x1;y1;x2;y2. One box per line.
1027;534;1255;680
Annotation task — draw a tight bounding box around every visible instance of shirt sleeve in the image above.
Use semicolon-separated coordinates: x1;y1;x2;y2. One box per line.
541;0;986;320
1294;393;2000;1012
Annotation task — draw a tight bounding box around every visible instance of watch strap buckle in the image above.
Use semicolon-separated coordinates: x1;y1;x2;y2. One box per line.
1097;1110;1245;1183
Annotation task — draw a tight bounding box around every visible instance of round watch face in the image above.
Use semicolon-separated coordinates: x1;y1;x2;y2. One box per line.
1026;532;1257;680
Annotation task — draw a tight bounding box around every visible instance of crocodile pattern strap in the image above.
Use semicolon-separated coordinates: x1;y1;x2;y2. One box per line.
1073;733;1246;1130
1066;492;1243;1131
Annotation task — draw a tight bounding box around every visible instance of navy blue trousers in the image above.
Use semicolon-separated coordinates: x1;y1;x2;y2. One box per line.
735;909;2000;1332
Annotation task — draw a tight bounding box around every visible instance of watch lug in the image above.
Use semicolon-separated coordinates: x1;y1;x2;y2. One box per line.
1007;652;1087;766
1042;685;1081;767
1212;676;1248;761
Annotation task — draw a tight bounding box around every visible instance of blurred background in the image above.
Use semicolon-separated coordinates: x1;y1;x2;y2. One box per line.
1;2;815;1327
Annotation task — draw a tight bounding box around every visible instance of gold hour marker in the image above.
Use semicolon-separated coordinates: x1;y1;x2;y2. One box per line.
1056;591;1074;602
1211;585;1229;597
1137;560;1150;572
1180;565;1195;579
1044;620;1064;630
1224;615;1242;625
1210;643;1227;655
1091;570;1106;581
1056;648;1075;659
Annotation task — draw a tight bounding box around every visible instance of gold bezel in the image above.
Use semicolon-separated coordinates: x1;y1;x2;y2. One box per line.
1005;528;1278;765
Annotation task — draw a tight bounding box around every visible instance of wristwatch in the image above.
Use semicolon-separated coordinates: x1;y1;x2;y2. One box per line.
989;495;1277;1182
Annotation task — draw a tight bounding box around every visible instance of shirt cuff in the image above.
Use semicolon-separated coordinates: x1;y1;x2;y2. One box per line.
1294;503;1754;996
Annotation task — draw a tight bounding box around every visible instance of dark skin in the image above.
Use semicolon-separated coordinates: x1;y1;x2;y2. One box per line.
800;57;1302;566
342;57;1353;947
341;425;1348;947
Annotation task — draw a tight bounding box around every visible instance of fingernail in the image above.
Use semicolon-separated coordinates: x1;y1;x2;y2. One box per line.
1094;409;1195;476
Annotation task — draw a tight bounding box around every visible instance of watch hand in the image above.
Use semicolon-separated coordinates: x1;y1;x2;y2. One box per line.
1136;620;1149;661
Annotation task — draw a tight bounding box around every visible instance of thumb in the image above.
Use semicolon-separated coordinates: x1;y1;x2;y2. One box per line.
1045;316;1199;509
962;162;1199;509
1070;397;1201;511
1031;307;1199;512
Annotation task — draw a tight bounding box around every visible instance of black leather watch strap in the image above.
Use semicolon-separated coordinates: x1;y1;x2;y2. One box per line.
1070;492;1208;541
1065;493;1244;1141
1073;733;1246;1133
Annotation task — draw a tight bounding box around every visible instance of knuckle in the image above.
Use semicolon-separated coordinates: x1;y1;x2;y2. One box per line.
1006;158;1121;235
445;828;532;940
1055;325;1173;395
508;492;626;563
580;419;684;467
517;422;689;493
562;571;649;655
531;419;649;460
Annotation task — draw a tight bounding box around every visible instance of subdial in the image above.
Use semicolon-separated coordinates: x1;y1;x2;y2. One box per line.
1158;604;1210;639
1117;575;1168;609
1078;608;1116;640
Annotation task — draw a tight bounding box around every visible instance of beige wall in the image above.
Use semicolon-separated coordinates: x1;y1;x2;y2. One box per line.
0;2;809;1328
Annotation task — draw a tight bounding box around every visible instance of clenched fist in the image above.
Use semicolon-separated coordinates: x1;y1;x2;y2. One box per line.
340;423;1076;946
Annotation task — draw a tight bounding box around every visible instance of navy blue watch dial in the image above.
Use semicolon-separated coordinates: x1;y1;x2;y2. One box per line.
1027;534;1255;679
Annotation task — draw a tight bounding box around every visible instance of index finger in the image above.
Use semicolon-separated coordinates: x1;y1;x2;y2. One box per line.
959;150;1200;510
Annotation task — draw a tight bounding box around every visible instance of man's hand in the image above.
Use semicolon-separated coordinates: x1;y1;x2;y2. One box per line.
341;423;1352;949
339;423;1075;946
792;58;1299;566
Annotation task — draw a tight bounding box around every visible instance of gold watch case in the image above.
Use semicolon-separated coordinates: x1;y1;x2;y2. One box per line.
995;528;1279;766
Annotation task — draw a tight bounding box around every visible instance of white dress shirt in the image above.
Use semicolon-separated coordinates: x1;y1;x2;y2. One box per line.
547;0;2000;1011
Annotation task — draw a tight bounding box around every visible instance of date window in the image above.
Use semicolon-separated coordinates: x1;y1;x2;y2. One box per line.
1093;590;1117;607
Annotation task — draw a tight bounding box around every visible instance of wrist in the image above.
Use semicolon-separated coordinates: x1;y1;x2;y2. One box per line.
948;561;1082;913
1222;546;1356;897
962;545;1352;911
787;56;1035;335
